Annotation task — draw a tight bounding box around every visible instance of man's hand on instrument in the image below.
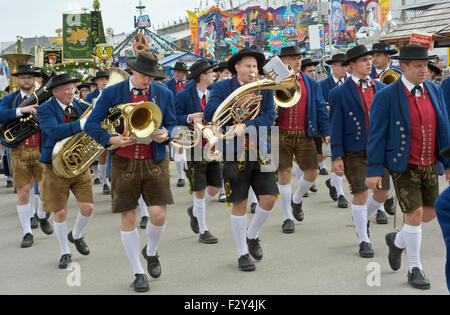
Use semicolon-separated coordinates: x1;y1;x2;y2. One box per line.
109;136;136;148
151;127;169;144
366;176;383;191
252;94;263;105
323;136;330;145
20;104;38;115
230;123;247;137
188;112;203;122
332;158;344;176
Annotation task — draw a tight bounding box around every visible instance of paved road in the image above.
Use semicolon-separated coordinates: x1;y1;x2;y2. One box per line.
0;155;448;295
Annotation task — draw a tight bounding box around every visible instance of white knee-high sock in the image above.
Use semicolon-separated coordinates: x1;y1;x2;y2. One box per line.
205;191;215;204
121;229;145;275
401;224;423;271
231;214;248;258
293;179;313;204
367;196;383;219
219;182;225;195
319;161;326;169
249;187;258;204
72;212;91;240
92;165;99;179
247;205;271;240
293;163;304;182
138;195;148;218
331;172;345;197
278;184;294;220
194;197;207;234
352;204;369;243
17;204;32;235
388;177;394;199
29;188;36;218
37;198;46;220
54;221;70;255
146;222;166;257
175;161;185;180
99;164;109;185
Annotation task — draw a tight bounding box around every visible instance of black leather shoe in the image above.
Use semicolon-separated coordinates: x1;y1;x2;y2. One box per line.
384;198;395;216
309;184;318;193
35;214;53;235
142;245;161;279
385;232;403;271
238;254;256;271
21;233;33;248
408;268;430;290
58;254;72;269
325;178;338;201
140;216;149;229
30;216;38;229
199;231;218;244
6;180;13;188
376;210;388;224
282;219;295;234
291;196;304;222
246;237;263;260
93;178;101;185
337;195;349;208
68;231;90;256
303;191;309;198
359;241;374;258
319;168;329;175
219;193;226;203
250;202;257;214
187;206;199;234
103;184;111;195
131;274;150;293
177;179;185;187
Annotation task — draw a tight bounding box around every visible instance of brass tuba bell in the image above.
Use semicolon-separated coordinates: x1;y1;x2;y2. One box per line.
378;68;402;85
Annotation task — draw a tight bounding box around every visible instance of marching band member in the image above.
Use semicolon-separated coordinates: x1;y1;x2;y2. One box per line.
85;51;177;292
370;42;401;80
204;48;277;271
300;58;319;80
175;59;220;244
166;61;189;188
276;46;330;234
319;53;349;209
37;73;93;269
366;44;450;290
85;71;111;194
426;61;442;82
329;45;388;259
0;64;52;248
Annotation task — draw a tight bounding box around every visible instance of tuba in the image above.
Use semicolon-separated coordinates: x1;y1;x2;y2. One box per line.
212;66;300;140
1;71;56;145
51;68;163;178
378;68;401;85
0;53;33;92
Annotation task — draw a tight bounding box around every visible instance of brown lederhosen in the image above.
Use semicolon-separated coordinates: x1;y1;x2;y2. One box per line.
110;154;174;213
10;146;43;188
278;129;318;171
41;164;93;212
343;151;390;195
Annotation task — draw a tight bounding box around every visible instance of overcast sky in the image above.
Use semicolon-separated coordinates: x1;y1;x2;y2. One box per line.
0;0;206;42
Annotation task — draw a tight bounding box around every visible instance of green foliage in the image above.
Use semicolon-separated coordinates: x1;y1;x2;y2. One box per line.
93;0;101;11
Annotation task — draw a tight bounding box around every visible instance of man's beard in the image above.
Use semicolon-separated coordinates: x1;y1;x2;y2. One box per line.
19;83;34;93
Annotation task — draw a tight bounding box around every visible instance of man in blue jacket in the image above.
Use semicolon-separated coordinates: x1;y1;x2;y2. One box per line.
204;48;277;272
330;45;389;259
0;64;53;248
85;71;111;194
166;61;190;188
85;51;177;293
37;73;93;270
319;53;349;209
175;59;220;244
275;46;330;234
366;44;450;290
370;42;401;80
441;76;450;114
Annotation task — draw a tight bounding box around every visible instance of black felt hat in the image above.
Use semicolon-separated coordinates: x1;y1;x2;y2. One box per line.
187;60;217;80
227;48;266;75
126;51;166;77
11;64;39;77
343;45;373;66
326;53;346;65
170;61;188;71
278;46;307;57
390;44;435;61
371;43;398;55
48;73;80;89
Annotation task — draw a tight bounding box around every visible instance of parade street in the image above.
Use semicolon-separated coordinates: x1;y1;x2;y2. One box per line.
0;155;448;295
